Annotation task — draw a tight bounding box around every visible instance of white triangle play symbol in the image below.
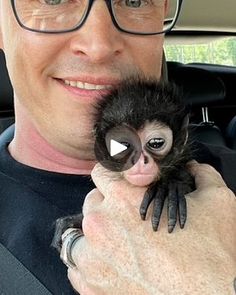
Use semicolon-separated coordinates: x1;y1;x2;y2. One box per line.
110;139;128;157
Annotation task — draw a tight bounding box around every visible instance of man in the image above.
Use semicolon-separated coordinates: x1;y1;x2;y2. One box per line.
0;0;235;294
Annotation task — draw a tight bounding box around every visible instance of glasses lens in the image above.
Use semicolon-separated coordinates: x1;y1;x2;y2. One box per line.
13;0;180;34
14;0;89;32
112;0;179;34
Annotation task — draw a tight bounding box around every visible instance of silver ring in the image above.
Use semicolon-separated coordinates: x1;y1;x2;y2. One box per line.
60;228;84;269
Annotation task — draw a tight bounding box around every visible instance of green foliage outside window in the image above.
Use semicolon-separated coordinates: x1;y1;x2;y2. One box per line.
164;37;236;66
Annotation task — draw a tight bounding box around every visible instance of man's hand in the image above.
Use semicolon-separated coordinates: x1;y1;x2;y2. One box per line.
66;162;236;295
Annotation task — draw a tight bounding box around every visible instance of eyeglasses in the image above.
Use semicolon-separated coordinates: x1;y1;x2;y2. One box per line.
11;0;183;35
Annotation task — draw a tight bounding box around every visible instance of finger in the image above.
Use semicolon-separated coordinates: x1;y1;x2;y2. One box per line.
177;185;187;229
60;228;85;269
68;268;98;295
67;268;83;294
167;183;178;233
152;187;165;231
91;163;145;204
69;233;86;267
139;185;156;220
187;160;226;189
82;188;104;216
91;163;122;197
68;268;105;295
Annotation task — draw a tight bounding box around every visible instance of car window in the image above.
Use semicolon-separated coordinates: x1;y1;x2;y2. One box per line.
164;36;236;66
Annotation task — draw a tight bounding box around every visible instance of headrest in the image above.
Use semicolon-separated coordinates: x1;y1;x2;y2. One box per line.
0;49;14;112
168;62;226;106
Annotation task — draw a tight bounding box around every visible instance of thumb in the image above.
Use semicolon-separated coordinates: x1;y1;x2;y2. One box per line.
187;160;226;190
91;163;146;204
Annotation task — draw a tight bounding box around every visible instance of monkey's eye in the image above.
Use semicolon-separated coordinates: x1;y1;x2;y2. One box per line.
146;138;165;150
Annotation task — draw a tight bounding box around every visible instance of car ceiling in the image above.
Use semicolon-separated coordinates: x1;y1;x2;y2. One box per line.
173;0;236;33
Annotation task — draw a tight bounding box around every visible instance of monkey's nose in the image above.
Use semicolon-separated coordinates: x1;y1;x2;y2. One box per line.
144;155;149;164
137;152;150;165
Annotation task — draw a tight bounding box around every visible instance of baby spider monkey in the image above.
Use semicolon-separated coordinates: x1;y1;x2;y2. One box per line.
52;78;195;251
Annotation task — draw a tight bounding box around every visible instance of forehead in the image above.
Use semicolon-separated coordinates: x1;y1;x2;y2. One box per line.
139;121;172;138
144;121;171;130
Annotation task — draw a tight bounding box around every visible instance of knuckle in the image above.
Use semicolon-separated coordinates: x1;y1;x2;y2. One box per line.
217;186;236;202
85;188;99;199
82;211;105;239
198;163;218;174
83;188;104;216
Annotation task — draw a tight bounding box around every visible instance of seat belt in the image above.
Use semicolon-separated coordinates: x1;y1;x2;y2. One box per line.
0;243;53;295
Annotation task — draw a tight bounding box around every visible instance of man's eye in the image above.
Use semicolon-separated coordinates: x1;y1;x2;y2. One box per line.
43;0;67;5
146;138;165;150
125;0;144;8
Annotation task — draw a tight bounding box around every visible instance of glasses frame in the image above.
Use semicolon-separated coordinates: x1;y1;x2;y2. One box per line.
10;0;183;35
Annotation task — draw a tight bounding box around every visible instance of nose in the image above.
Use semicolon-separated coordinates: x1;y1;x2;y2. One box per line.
69;0;124;64
131;152;150;166
140;152;150;165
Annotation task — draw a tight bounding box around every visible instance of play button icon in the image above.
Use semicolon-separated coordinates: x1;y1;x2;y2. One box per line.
110;139;128;157
94;125;142;172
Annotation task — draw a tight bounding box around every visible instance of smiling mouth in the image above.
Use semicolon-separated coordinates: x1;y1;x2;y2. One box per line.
62;79;113;90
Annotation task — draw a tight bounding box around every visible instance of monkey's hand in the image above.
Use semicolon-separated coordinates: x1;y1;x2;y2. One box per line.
51;213;83;252
139;169;194;233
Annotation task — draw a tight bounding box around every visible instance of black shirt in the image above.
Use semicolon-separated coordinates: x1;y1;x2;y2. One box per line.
0;138;235;295
0;141;95;295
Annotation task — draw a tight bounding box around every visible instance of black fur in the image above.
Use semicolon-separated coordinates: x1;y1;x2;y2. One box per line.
94;79;193;181
93;78;195;232
94;79;188;135
52;79;195;252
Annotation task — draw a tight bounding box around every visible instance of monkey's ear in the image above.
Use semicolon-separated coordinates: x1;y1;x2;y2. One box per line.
181;115;189;146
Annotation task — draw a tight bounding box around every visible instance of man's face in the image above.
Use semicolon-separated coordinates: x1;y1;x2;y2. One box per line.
0;0;166;159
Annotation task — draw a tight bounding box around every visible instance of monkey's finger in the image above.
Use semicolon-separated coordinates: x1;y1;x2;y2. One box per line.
167;183;178;233
152;188;165;231
139;185;156;220
177;185;187;229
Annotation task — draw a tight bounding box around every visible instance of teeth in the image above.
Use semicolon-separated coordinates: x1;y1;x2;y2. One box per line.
96;84;109;90
84;82;96;90
63;80;112;90
70;81;77;87
77;81;84;89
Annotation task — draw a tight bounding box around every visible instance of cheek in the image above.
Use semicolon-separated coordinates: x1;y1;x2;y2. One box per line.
1;4;47;102
126;35;164;79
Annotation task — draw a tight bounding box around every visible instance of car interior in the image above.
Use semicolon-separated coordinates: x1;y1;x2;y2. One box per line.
0;0;236;150
165;0;236;150
0;1;235;294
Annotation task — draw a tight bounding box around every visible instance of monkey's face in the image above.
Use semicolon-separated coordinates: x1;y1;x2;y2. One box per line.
123;122;173;187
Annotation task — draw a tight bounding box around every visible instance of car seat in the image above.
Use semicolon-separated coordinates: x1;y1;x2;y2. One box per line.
168;62;227;147
0;49;14;133
226;116;236;150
